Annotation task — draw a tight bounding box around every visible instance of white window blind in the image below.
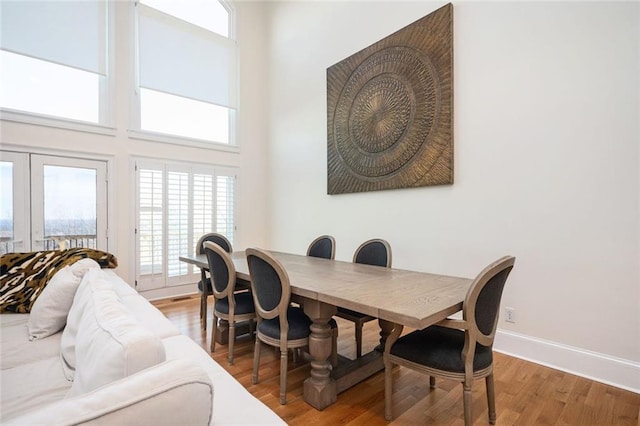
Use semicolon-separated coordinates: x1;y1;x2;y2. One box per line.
135;160;236;290
193;173;214;242
137;3;237;109
216;175;234;242
1;1;107;75
138;168;163;281
167;171;189;278
0;1;109;124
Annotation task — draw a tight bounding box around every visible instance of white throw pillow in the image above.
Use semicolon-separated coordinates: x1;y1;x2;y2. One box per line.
67;283;166;396
28;259;101;341
69;258;101;279
28;266;82;340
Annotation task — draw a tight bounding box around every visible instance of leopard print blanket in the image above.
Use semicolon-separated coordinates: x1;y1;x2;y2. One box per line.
0;248;118;313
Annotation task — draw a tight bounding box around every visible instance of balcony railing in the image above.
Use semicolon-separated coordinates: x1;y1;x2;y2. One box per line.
0;235;97;255
42;235;98;250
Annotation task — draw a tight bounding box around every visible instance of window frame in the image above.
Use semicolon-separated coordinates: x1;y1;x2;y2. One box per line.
129;0;238;151
0;148;111;254
133;157;238;291
0;1;116;133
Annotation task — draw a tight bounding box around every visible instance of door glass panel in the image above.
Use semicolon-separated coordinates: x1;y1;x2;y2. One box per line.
42;165;97;250
0;161;14;254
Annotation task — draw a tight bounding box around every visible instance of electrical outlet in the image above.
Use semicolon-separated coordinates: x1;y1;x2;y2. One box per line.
505;307;516;323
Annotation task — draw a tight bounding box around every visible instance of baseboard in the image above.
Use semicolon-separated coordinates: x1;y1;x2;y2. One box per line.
494;329;640;394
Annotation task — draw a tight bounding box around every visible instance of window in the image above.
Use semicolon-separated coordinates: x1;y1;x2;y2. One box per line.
135;159;236;291
0;151;108;255
134;0;237;145
0;1;109;125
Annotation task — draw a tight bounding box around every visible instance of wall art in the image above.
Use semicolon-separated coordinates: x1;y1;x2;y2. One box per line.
327;3;453;194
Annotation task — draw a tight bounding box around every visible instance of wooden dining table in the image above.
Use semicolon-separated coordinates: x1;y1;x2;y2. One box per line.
179;250;473;410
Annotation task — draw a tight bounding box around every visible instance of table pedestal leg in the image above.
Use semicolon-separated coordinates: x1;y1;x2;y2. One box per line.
378;318;396;351
303;300;337;410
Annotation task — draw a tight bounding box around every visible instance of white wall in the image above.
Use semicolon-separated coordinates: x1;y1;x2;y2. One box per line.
1;0;637;391
264;1;640;389
0;1;272;296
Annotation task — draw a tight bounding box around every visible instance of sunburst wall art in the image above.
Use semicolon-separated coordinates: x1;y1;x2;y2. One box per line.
327;3;453;194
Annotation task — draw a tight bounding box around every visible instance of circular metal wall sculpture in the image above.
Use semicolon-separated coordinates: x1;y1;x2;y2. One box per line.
327;3;453;194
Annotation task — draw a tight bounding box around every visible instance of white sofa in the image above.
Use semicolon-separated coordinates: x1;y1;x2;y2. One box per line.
0;260;285;425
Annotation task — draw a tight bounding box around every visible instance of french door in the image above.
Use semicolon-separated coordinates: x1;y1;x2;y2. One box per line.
0;150;108;254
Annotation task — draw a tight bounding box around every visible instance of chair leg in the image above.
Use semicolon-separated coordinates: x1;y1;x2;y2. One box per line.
279;349;288;404
252;339;261;384
486;373;497;424
210;315;218;352
201;293;208;331
462;382;473;426
355;322;363;358
384;359;393;420
228;321;236;365
430;376;436;388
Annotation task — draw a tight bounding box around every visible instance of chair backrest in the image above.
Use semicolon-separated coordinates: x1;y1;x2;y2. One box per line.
196;233;232;255
203;241;236;299
353;238;392;268
463;256;516;348
306;235;336;259
246;248;291;324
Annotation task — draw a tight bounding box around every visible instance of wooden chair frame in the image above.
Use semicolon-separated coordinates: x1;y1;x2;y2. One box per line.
247;248;310;405
196;233;233;330
384;256;516;425
336;238;391;357
306;235;336;259
203;241;255;365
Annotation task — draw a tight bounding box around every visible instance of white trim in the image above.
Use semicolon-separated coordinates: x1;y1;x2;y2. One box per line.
1;110;116;137
0;144;114;163
494;329;640;394
138;282;198;302
127;129;239;153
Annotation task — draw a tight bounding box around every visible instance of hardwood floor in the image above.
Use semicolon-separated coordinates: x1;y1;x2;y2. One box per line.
153;296;640;425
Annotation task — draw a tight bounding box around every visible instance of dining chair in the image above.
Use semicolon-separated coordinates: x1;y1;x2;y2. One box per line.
336;238;392;358
246;247;337;404
306;235;336;259
203;241;255;364
195;232;233;330
384;256;516;425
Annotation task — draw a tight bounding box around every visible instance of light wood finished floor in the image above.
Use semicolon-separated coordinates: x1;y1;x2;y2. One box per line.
153;296;639;425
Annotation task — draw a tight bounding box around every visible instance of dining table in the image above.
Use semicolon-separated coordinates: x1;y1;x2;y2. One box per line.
179;250;473;410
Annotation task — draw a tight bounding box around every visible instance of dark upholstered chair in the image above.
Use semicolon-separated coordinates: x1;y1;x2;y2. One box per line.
384;256;516;425
246;248;337;405
196;233;233;330
336;238;392;358
306;235;336;259
203;241;255;364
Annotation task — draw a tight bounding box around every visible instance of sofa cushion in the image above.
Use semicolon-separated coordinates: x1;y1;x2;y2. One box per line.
0;314;61;370
97;269;179;338
101;269;138;298
27;258;101;340
119;294;180;339
67;280;166;397
60;268;101;380
1;356;71;421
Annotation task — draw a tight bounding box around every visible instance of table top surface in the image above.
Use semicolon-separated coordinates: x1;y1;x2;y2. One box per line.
180;250;473;329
